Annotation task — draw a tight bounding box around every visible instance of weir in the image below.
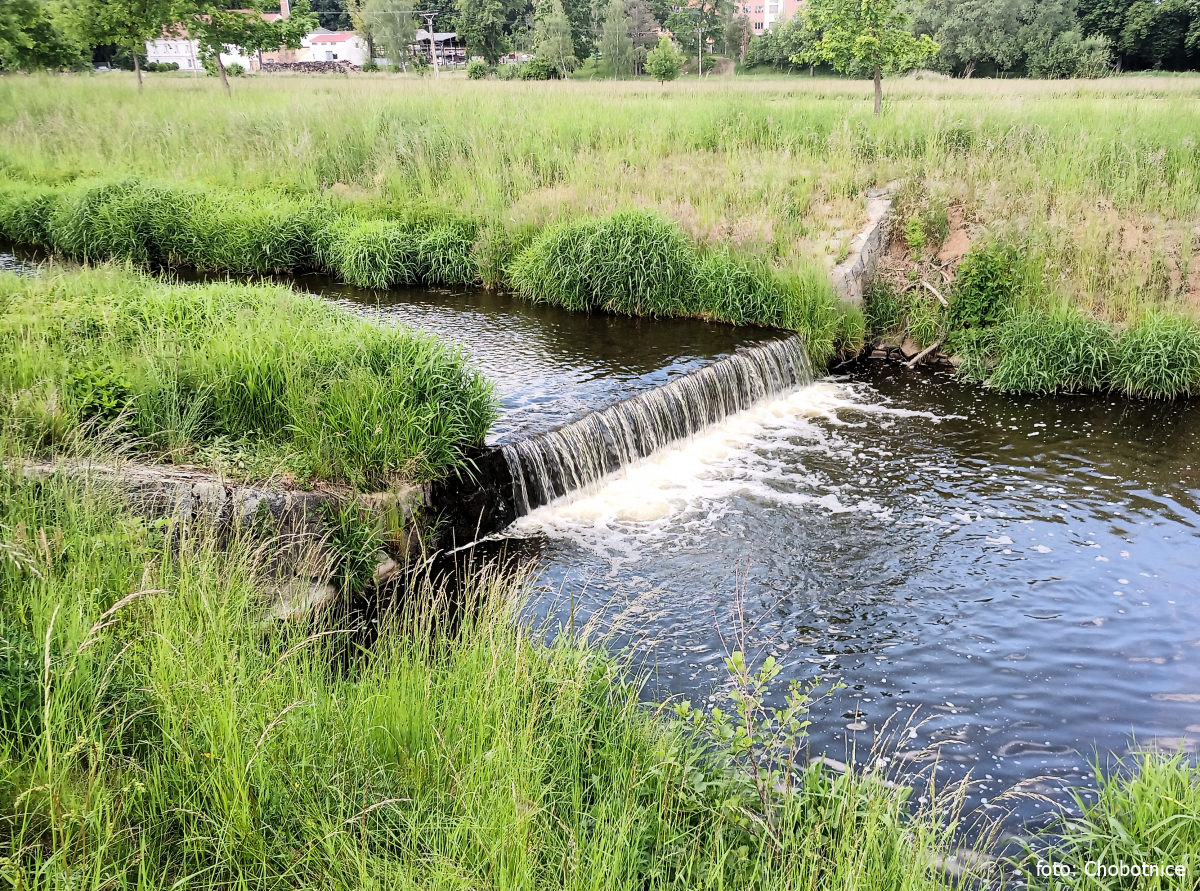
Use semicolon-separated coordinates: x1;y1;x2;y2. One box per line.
499;335;814;516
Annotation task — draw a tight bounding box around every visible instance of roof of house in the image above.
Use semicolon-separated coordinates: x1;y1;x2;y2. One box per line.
310;31;357;43
414;29;457;42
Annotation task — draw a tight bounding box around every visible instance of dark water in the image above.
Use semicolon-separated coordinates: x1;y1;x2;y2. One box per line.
492;363;1200;835
318;280;779;443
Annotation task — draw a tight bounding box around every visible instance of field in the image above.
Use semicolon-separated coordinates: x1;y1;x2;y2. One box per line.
2;73;1200;393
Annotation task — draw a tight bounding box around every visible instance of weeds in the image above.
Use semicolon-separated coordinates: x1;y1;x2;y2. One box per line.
1021;750;1200;890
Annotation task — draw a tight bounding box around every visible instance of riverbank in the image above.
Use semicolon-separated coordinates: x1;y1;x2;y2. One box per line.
0;265;495;488
3;468;1196;889
4;75;1200;393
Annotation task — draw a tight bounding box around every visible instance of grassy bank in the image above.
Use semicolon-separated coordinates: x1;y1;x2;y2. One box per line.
2;74;1197;390
0;172;860;359
0;266;496;486
0;470;964;890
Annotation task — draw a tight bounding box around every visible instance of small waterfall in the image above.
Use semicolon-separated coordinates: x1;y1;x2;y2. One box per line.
501;335;814;516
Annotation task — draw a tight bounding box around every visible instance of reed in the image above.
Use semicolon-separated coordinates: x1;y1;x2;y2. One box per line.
0;266;496;485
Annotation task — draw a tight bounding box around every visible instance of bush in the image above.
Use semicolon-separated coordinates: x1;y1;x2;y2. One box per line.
466;59;490;79
509;210;695;316
361;59;379;72
144;61;179;72
518;57;560;80
946;241;1022;333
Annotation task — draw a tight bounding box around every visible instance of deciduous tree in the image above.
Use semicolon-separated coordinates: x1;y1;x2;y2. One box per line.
599;0;632;75
455;0;526;63
534;0;577;75
72;0;175;90
644;32;682;79
803;0;937;114
365;0;415;68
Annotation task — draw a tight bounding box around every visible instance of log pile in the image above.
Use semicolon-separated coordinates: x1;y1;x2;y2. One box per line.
260;60;359;74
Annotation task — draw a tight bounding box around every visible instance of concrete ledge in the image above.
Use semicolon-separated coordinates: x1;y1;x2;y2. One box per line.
17;460;430;617
831;186;894;307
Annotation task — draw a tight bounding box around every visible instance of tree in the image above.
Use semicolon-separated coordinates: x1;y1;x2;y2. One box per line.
723;11;749;61
598;0;632;75
908;0;1026;76
0;0;87;70
71;0;175;90
455;0;526;63
365;0;415;68
534;0;577;75
664;1;724;74
309;0;351;30
644;32;682;79
185;0;314;94
1075;0;1198;70
344;0;375;61
626;0;659;74
802;0;938;115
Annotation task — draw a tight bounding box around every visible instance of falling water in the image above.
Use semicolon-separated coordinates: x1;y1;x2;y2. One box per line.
500;335;814;515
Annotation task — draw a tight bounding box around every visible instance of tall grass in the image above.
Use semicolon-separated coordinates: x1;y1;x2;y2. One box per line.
0;266;496;486
0;470;968;890
3;75;1199;386
1023;751;1200;889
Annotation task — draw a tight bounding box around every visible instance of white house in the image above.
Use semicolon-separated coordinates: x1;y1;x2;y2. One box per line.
304;32;367;66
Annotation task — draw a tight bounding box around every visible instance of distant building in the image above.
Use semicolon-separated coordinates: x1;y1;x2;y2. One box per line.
146;9;283;72
736;0;803;33
304;32;367;66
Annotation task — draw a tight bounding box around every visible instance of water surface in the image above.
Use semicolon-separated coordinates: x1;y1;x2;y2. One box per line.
499;363;1200;833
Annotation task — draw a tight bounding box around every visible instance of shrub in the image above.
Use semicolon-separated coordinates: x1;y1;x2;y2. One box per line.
225;62;246;77
466;59;490;79
496;62;519;80
509;210;696;316
361;59;379;72
946;241;1021;333
518;57;560;80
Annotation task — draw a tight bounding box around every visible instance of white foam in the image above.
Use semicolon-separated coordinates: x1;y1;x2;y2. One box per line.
510;380;934;550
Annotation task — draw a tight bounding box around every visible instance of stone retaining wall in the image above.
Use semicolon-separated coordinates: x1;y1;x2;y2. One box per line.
830;187;893;307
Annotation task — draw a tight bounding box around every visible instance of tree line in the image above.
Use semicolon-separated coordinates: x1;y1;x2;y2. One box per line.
3;0;1197;81
748;0;1200;76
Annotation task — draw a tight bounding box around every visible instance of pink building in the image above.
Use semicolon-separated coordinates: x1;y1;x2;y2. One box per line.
735;0;804;34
